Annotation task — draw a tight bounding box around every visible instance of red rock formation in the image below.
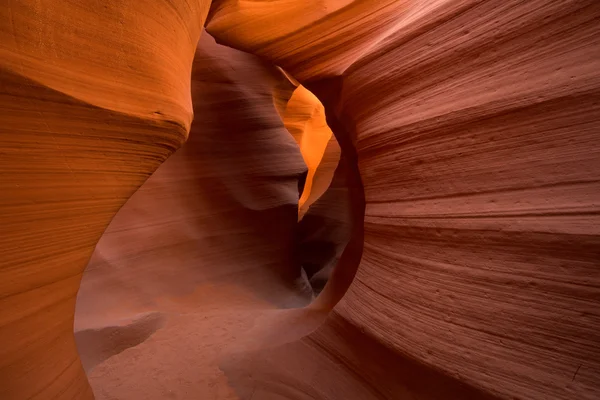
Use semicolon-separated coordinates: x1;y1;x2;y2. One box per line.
208;1;600;399
1;0;600;399
295;149;353;293
72;31;318;399
0;1;209;398
281;84;340;219
302;135;340;217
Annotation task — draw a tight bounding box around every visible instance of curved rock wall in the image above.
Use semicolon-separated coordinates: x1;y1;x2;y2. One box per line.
281;85;339;218
296;149;353;293
74;31;316;399
208;1;600;399
75;31;309;332
1;0;599;399
0;1;209;398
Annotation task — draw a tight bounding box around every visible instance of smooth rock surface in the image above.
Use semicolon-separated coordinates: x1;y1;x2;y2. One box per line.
1;1;599;399
209;1;600;399
281;84;339;219
0;1;209;398
75;32;315;399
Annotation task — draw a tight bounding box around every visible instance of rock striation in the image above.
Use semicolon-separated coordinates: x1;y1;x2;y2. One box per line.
74;31;315;399
208;1;600;399
1;1;599;399
0;1;209;398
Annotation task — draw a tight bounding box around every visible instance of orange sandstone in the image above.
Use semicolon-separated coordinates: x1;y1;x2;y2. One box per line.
1;1;599;400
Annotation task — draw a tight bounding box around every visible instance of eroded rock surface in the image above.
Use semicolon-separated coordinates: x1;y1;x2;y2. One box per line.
73;32;317;399
209;1;600;399
1;1;599;400
0;1;209;398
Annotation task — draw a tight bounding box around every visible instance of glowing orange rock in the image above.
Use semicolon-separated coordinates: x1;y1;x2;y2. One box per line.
0;1;210;398
282;85;339;218
1;1;599;399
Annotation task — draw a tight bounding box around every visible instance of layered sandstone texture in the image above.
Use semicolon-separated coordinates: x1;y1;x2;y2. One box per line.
1;1;600;400
208;0;600;398
0;1;210;398
282;84;340;219
74;32;319;399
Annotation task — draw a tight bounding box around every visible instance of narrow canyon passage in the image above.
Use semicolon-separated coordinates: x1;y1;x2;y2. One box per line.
74;32;355;399
1;1;599;400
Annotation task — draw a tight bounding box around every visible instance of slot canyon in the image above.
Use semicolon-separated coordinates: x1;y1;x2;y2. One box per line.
1;1;599;399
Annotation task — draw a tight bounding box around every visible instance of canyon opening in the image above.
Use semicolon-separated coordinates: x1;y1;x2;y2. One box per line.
1;1;599;400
